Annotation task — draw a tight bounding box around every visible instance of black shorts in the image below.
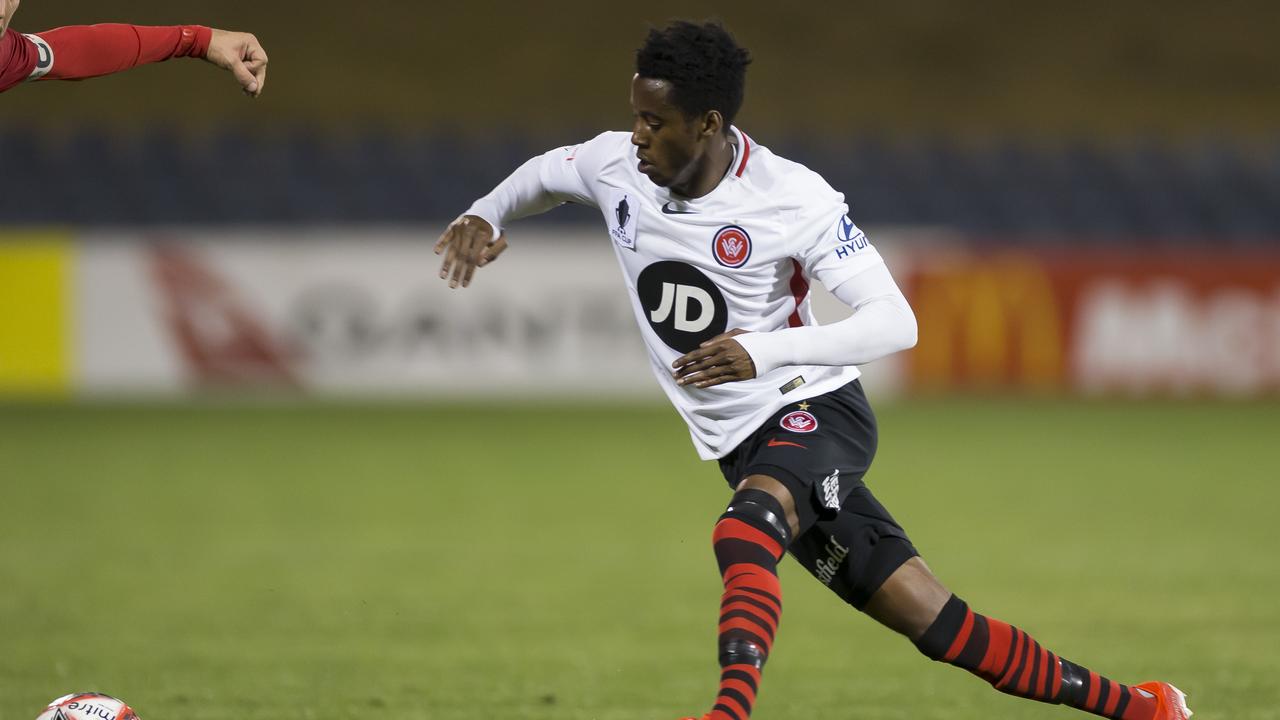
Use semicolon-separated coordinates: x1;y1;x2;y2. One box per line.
718;379;918;609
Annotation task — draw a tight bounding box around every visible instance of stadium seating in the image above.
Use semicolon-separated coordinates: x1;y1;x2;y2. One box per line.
2;125;1278;242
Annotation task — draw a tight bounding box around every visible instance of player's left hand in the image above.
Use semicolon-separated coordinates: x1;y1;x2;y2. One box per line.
672;329;756;388
205;29;268;97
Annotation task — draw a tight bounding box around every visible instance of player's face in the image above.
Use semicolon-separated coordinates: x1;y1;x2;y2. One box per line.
0;0;19;37
630;75;714;194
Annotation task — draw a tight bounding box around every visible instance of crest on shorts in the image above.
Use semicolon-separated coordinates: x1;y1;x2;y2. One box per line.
779;410;818;433
712;225;751;268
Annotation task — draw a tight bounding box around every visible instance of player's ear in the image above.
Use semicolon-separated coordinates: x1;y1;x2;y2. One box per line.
700;110;724;139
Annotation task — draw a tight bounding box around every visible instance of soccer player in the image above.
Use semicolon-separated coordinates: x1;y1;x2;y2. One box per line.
434;20;1192;720
0;0;267;96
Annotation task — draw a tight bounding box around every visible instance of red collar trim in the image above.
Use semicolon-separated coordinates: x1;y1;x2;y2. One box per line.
734;130;752;177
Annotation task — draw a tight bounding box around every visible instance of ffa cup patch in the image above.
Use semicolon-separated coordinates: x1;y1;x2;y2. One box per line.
608;189;638;250
780;410;818;433
712;225;751;268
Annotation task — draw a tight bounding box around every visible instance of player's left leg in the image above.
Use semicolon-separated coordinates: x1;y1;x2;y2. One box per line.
772;380;1190;719
859;552;1189;720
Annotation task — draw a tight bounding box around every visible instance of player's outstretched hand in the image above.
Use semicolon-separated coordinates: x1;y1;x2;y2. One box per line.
205;29;268;97
434;215;509;288
672;329;757;388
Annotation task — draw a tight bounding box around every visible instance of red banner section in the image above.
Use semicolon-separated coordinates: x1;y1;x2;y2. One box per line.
903;249;1280;396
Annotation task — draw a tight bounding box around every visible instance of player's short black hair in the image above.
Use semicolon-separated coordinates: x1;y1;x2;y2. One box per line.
635;20;752;129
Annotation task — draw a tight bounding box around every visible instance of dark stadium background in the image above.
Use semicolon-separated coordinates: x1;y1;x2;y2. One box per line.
4;0;1280;233
2;2;1278;719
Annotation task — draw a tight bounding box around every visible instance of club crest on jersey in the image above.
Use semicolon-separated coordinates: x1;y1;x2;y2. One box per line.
712;225;751;268
608;190;638;250
780;410;818;433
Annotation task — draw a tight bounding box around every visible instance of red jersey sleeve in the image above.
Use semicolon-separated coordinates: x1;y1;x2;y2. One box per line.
0;24;210;91
0;30;53;93
39;24;211;80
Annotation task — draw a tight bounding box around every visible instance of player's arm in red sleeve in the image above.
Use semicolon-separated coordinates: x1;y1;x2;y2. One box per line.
2;24;267;96
38;24;212;79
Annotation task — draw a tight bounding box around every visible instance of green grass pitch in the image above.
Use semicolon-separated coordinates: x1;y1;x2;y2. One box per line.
2;399;1277;719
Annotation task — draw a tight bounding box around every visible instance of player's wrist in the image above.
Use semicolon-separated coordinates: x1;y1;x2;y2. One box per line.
189;26;213;59
734;330;798;376
461;206;503;238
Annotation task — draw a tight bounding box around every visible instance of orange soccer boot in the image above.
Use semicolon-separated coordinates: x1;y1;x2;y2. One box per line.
1134;681;1193;720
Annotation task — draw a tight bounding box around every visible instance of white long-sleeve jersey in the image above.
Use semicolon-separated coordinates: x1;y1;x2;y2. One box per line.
466;128;917;460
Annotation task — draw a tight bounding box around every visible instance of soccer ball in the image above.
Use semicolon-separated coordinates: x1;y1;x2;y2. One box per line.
35;693;139;720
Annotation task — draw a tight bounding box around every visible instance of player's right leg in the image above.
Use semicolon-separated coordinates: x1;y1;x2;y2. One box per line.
682;473;801;720
694;380;880;720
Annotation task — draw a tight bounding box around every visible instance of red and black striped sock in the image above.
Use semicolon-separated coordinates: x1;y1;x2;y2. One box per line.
703;490;789;720
915;595;1159;720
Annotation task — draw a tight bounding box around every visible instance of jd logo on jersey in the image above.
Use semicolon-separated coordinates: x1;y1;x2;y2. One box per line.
637;261;728;353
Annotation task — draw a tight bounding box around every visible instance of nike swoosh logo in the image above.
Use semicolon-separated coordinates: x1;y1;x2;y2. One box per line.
767;439;807;449
661;202;696;215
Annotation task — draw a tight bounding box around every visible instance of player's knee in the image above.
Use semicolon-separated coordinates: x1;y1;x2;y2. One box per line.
714;488;792;550
736;473;802;538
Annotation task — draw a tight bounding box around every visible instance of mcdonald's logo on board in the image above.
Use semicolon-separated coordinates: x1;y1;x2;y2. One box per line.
907;254;1065;391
